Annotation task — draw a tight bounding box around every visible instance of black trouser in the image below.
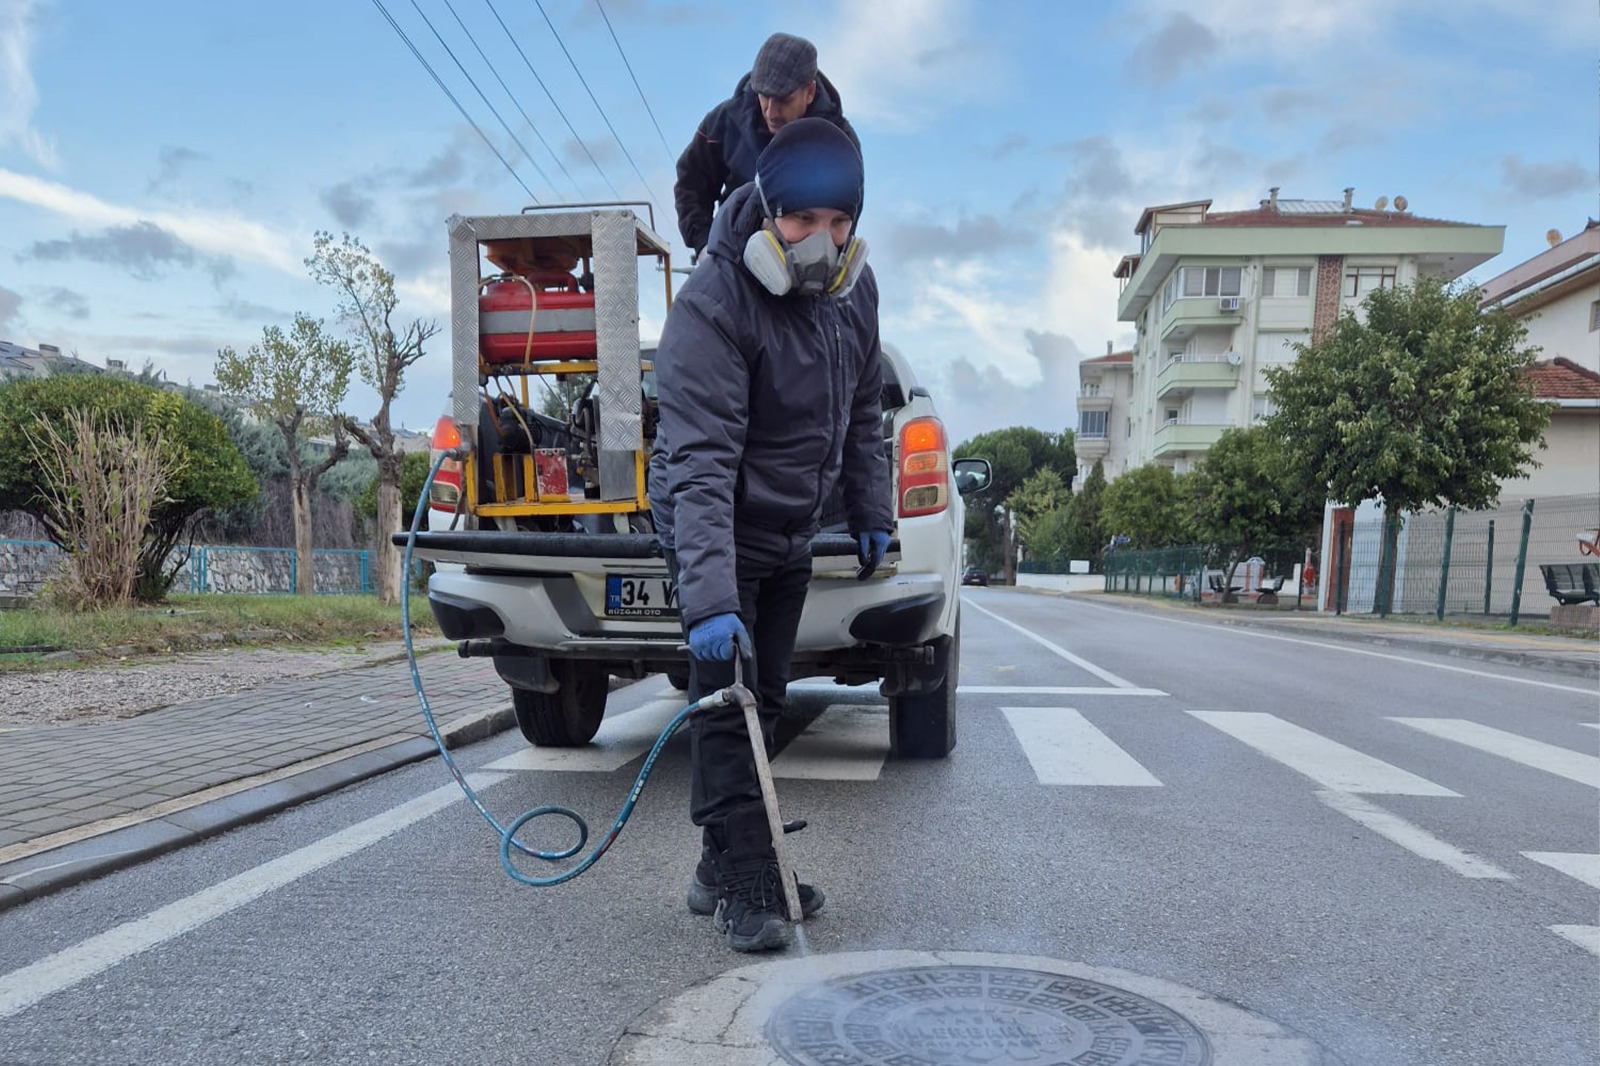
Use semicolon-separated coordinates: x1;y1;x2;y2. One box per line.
664;546;811;829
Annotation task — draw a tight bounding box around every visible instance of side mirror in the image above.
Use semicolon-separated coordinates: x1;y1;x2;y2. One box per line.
952;457;992;496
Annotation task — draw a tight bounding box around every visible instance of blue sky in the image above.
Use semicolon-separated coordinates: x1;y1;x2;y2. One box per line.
1;0;1595;447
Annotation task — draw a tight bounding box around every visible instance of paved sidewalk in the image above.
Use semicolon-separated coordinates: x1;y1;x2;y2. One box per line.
0;649;515;911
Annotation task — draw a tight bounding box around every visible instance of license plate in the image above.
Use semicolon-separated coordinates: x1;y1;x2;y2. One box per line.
605;575;677;619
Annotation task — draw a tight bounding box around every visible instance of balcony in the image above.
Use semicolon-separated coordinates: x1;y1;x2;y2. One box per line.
1159;296;1244;342
1151;419;1229;459
1156;354;1240;399
1076;387;1113;411
1076;432;1110;459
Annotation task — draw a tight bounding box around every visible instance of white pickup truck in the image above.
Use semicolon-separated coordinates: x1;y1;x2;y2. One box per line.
403;344;990;759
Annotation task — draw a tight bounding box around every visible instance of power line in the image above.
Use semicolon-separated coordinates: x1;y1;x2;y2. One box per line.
528;0;663;210
482;0;624;201
405;0;560;201
369;0;538;204
438;0;584;198
592;0;677;169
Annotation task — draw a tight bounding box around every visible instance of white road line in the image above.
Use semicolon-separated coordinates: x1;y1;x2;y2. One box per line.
771;705;889;781
965;600;1142;689
1002;707;1162;786
1391;718;1599;789
1522;852;1600;889
1190;711;1458;795
0;773;505;1021
1068;598;1598;696
1551;926;1600;956
484;699;684;772
960;686;1169;696
1314;791;1511;879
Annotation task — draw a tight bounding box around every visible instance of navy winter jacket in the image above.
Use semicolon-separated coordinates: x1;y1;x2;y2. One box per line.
648;183;893;629
673;71;859;254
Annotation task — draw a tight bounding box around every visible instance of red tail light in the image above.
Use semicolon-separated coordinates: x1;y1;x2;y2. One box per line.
897;416;950;518
430;417;464;508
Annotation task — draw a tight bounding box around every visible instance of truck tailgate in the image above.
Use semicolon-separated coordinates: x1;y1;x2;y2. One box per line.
392;531;896;575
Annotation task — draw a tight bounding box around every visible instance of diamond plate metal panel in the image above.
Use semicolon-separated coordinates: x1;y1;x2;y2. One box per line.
448;214;484;439
593;210;643;501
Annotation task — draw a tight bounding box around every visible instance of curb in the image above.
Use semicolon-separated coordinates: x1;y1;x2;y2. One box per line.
0;704;516;914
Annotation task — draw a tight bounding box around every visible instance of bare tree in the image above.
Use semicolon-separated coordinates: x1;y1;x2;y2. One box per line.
307;231;439;605
215;314;354;595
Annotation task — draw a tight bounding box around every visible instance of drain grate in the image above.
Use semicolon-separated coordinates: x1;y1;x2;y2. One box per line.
767;963;1212;1065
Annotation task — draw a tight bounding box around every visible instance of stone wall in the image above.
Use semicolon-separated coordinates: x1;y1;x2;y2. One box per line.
0;540;371;598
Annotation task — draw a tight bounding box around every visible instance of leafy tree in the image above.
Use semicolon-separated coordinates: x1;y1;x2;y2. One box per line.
0;374;256;599
1006;467;1071;555
1101;463;1187;549
357;450;430;528
215;313;354;595
1185;427;1322;598
953;425;1076;572
1062;459;1107;568
308;231;440;605
1266;276;1549;613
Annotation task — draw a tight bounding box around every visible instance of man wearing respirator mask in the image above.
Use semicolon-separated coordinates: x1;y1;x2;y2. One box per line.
649;117;892;953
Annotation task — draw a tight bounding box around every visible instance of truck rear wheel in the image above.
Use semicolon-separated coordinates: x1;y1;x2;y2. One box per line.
888;615;959;759
512;660;607;746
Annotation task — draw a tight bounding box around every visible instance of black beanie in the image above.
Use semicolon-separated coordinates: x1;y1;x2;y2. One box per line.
754;117;864;220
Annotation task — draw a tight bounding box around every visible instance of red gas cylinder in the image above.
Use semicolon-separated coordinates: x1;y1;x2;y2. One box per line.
479;272;597;364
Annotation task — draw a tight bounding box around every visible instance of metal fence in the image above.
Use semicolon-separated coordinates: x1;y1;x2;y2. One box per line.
1328;492;1600;624
1102;545;1207;598
0;540;383;597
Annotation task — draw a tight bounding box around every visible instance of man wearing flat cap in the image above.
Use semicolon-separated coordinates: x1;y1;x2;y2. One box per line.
651;117;891;952
673;32;860;260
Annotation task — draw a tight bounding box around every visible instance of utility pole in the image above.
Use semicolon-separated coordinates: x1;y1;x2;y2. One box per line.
1002;506;1016;586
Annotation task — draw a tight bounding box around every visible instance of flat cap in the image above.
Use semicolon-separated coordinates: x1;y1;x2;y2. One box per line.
750;32;818;98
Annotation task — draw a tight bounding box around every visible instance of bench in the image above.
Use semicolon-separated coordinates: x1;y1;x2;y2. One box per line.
1254;575;1287;605
1539;562;1600;606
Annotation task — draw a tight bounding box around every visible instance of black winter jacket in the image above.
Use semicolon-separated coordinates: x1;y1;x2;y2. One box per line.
648;183;893;629
673;71;858;254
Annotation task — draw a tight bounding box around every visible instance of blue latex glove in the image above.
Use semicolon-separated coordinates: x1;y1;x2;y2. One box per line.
856;530;891;580
688;612;750;661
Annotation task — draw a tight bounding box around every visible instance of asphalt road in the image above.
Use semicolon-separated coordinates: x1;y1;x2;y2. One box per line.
1;589;1595;1065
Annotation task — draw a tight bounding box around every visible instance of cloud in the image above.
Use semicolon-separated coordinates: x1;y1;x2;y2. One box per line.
375;238;439;277
929;330;1087;447
882;215;1034;261
568;0;718;27
218;296;286;322
42;286;88;319
988;133;1028;160
0;167;301;275
148;145;206;193
824;0;989;127
321;181;375;228
1125;12;1218;82
26;222;236;282
0;0;55;167
0;285;20;331
1500;155;1594;200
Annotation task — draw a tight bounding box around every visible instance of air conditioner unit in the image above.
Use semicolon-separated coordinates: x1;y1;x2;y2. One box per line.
1219;297;1241;312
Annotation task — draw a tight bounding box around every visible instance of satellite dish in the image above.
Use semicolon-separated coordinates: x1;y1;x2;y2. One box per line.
1226;350;1243;366
1546;228;1564;247
1393;194;1409;212
1374;196;1389;211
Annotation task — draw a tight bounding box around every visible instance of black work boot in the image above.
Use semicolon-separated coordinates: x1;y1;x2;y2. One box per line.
688;826;824;918
707;809;792;952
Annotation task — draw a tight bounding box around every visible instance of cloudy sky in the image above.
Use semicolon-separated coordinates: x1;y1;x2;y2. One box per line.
1;0;1595;446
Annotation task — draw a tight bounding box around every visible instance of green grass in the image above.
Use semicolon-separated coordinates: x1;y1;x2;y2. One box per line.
0;594;439;668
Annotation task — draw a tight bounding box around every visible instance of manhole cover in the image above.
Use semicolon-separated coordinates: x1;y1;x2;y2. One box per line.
767;964;1212;1066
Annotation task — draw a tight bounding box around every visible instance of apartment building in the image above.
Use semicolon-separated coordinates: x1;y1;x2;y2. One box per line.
1073;345;1132;484
1105;189;1504;472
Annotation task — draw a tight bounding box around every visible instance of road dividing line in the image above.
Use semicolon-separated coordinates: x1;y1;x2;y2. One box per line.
771;706;888;781
1314;791;1512;879
1522;852;1600;889
1002;708;1162;786
0;773;505;1021
1190;711;1458;795
965;600;1142;689
1551;926;1600;956
1391;718;1599;789
960;686;1168;697
485;699;684;773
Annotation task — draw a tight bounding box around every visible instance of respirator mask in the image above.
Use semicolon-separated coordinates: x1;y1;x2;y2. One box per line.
743;174;869;298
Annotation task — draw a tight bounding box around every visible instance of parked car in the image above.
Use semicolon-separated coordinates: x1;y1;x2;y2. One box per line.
961;566;989;587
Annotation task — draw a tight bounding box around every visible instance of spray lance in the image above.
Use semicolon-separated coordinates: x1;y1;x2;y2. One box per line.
398;451;803;923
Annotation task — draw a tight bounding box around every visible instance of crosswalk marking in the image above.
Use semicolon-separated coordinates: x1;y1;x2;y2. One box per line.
964;600;1143;689
1522;852;1600;889
771;706;888;781
1315;791;1511;879
961;686;1168;697
1189;711;1459;795
483;699;683;773
1551;926;1600;956
1391;718;1599;789
1002;708;1162;786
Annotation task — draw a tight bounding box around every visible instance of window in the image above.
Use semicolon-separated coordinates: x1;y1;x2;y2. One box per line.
1164;407;1181;424
1252;394;1278;422
1178;266;1242;298
1590;299;1599;332
1262;267;1312;297
1344;267;1396;298
1078;410;1108;438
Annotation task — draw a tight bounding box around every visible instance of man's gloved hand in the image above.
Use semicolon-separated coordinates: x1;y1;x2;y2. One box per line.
688;612;750;661
856;530;891;580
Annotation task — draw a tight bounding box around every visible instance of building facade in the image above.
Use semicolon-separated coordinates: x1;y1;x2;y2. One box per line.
1106;189;1505;473
1073;346;1132;485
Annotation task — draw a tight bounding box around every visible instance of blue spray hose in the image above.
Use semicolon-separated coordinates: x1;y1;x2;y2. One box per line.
399;452;716;886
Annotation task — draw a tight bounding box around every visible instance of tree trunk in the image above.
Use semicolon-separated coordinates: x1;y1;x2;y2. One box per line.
375;467;402;605
1376;508;1403;616
292;476;315;596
